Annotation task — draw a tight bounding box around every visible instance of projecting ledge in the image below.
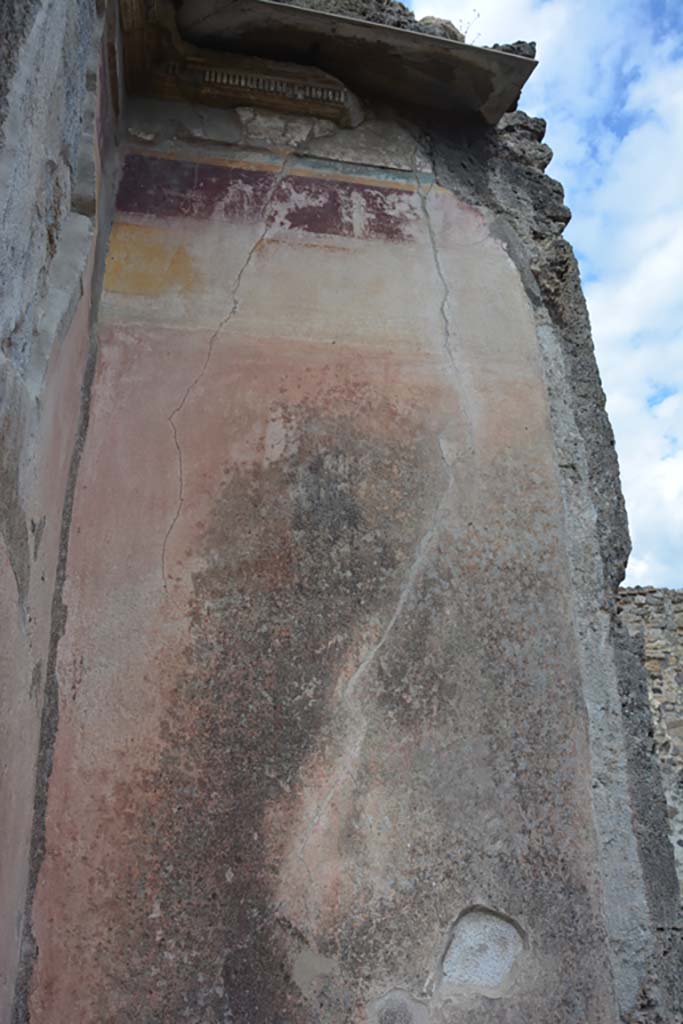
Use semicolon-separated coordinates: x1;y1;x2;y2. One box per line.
176;0;537;124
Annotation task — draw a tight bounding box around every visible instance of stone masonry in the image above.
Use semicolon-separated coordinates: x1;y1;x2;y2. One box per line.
620;588;683;893
1;1;682;1022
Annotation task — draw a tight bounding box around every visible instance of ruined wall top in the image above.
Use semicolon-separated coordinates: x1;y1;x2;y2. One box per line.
270;0;466;40
269;0;536;56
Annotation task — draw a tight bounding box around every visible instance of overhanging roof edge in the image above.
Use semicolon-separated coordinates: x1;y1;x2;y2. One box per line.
177;0;538;124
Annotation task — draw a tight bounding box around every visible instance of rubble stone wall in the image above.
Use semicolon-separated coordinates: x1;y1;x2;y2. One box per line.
620;588;683;892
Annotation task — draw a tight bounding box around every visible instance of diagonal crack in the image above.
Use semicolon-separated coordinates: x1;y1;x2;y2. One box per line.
294;145;466;922
160;151;295;594
413;139;477;468
293;141;477;930
342;476;453;707
294;144;471;921
296;447;456;926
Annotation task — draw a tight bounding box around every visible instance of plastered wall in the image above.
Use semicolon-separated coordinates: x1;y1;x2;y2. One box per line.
22;112;630;1021
1;5;681;1022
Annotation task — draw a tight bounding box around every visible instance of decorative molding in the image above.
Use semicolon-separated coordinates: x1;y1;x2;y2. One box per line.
202;68;347;107
120;0;363;127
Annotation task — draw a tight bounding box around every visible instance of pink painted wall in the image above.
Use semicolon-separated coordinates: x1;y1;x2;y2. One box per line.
24;140;618;1021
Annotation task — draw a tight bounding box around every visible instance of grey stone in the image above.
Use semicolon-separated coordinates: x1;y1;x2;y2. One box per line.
620;587;683;894
272;0;435;36
492;40;537;60
0;3;119;1022
127;96;242;147
417;16;464;42
0;0;95;376
441;909;524;994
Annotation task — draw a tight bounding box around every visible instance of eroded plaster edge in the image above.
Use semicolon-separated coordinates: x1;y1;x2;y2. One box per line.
525;225;682;1024
9;10;122;1020
426;111;683;1021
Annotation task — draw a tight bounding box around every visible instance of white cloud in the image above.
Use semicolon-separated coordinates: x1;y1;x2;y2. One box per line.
413;0;683;586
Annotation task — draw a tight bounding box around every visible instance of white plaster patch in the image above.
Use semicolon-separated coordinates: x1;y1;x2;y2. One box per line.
264;413;287;465
441;909;524;995
263;409;298;466
300;114;429;173
237;106;335;148
291;946;337;999
438;435;458;467
367;989;429;1024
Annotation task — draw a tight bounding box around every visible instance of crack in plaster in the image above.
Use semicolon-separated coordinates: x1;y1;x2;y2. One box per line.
415;142;478;479
291;149;467;933
412;145;456;376
295;449;456;930
156;133;458;938
290;141;504;941
160;150;297;595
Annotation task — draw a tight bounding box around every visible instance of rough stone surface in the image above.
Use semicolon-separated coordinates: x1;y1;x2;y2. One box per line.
492;41;537;59
0;2;119;1020
417;17;464;43
425;106;682;1020
0;0;96;375
272;0;439;36
269;0;527;51
368;989;430;1024
440;909;524;994
620;588;683;892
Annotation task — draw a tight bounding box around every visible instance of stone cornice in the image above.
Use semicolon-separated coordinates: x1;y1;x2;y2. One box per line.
119;0;363;126
119;0;536;127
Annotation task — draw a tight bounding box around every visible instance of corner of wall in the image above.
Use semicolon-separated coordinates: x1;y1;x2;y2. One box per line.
427;108;682;1022
0;2;123;1018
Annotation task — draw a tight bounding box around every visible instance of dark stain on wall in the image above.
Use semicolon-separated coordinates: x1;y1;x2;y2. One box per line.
90;385;443;1021
0;369;30;609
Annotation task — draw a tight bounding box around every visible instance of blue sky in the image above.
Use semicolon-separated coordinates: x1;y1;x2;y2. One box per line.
411;0;683;586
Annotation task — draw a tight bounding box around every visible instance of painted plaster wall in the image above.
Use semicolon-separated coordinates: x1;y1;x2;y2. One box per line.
2;6;680;1021
24;124;624;1022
